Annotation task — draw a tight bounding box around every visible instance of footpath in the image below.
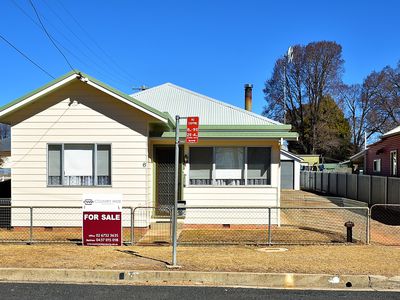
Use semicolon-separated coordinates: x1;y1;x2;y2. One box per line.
0;244;400;290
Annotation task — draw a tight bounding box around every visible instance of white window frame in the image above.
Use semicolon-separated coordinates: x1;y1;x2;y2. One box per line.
373;159;381;173
390;150;397;176
47;143;112;187
188;146;272;186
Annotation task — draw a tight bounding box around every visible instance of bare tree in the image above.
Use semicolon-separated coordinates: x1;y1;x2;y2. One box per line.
338;84;372;154
363;62;400;134
264;41;345;155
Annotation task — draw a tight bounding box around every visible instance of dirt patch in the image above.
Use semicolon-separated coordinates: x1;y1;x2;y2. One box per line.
0;244;399;276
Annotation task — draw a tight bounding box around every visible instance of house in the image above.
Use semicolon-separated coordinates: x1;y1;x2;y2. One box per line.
364;126;400;177
280;149;303;190
297;154;320;170
0;71;297;227
0;136;11;180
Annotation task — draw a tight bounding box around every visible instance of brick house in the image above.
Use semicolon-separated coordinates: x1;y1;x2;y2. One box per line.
365;126;400;177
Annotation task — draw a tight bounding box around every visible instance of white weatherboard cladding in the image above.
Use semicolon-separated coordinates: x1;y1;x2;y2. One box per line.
10;82;152;226
131;83;280;125
183;187;279;225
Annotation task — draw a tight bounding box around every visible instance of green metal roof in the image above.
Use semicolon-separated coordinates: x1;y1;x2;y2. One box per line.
155;130;298;139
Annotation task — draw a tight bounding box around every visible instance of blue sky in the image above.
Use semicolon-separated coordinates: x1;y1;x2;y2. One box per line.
0;0;399;115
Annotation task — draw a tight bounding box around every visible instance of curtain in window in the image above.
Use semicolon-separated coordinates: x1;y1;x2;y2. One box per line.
97;145;111;185
215;147;244;185
247;147;271;185
189;147;213;185
48;145;62;185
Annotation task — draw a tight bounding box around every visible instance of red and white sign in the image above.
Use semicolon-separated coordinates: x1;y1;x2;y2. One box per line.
82;194;122;246
186;116;199;143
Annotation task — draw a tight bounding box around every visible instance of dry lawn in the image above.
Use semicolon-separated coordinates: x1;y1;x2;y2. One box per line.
0;244;400;276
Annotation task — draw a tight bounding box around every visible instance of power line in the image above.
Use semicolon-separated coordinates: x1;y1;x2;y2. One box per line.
56;0;140;83
28;0;75;72
42;0;135;84
0;33;55;79
9;0;132;87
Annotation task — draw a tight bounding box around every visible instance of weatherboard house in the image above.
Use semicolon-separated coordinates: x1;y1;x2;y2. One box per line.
0;71;297;227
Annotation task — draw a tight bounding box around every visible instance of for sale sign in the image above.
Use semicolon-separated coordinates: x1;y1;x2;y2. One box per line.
82;194;122;246
186;116;199;143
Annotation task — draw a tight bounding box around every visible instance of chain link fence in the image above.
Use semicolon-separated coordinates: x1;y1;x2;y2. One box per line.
0;204;134;244
3;203;400;246
370;204;400;245
132;206;369;245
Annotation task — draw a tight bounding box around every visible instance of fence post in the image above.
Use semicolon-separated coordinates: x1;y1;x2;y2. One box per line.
130;207;134;245
366;207;370;245
355;174;359;201
336;173;339;196
327;173;330;194
345;173;348;198
29;207;33;244
368;175;372;205
385;177;388;205
268;207;272;246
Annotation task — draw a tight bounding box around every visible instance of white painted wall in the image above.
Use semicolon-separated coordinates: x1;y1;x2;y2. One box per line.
181;140;281;225
7;81;154;226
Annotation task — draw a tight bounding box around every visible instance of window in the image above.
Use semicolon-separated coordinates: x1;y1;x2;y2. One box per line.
390;150;397;176
247;147;271;185
189;147;213;185
215;147;244;185
373;159;381;173
189;147;271;186
47;144;111;186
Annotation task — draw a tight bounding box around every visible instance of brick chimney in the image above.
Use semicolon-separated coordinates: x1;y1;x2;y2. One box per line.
244;83;253;111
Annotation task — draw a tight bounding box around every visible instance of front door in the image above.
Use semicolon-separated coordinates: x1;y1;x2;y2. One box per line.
154;146;182;216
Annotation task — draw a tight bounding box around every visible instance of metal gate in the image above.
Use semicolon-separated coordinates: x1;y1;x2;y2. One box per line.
370;204;400;245
0;198;11;228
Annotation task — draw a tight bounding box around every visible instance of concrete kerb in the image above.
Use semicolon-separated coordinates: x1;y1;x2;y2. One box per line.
0;268;399;290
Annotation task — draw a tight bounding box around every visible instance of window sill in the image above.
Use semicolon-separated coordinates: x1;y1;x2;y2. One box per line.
47;185;113;188
185;185;275;188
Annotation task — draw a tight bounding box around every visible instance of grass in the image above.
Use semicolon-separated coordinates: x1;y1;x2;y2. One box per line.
0;244;399;276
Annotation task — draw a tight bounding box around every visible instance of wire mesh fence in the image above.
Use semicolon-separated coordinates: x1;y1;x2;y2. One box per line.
0;205;134;244
132;206;172;245
2;203;396;246
179;206;368;245
370;204;400;245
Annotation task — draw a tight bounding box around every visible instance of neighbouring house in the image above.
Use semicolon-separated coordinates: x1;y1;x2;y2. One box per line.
364;126;400;177
297;154;320;170
280;149;302;190
0;71;297;227
0;136;11;179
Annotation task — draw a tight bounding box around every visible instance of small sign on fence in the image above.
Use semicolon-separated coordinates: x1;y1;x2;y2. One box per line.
82;194;122;246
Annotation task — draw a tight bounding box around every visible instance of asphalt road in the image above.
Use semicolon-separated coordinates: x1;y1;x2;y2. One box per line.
0;283;399;300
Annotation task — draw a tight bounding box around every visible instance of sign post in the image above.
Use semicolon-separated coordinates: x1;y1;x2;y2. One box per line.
172;116;199;267
82;194;122;246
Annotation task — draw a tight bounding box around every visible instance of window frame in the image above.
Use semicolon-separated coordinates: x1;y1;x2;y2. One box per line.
390;150;397;176
47;143;112;187
188;146;272;187
373;158;381;173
